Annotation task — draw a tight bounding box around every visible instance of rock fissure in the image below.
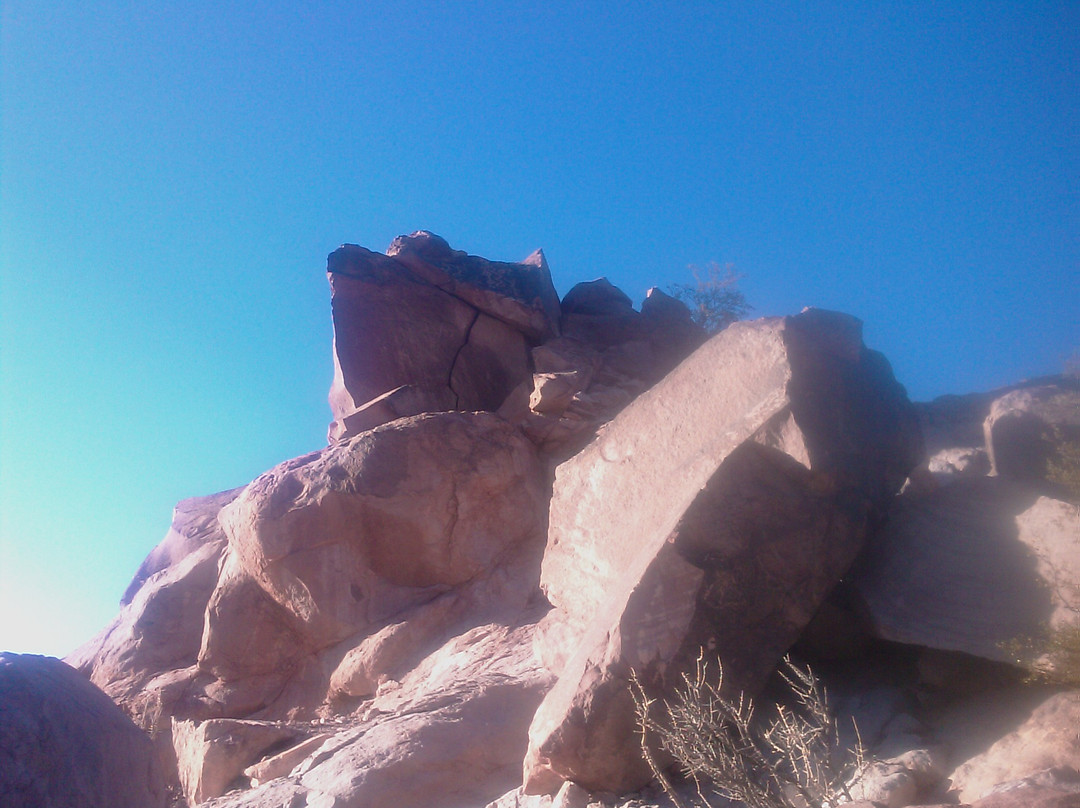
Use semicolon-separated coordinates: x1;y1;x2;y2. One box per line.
447;307;481;409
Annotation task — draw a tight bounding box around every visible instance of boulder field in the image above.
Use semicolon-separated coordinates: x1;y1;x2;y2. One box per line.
18;232;1076;808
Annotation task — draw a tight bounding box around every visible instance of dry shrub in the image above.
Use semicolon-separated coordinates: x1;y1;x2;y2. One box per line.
631;653;868;808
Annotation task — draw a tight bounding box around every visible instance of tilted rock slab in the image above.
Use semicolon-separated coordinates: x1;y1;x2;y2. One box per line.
0;653;168;808
525;309;922;793
852;480;1080;664
327;232;560;441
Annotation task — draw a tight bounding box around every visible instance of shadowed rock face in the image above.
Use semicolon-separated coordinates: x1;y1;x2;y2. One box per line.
326;233;561;442
0;653;168;808
525;309;923;792
852;479;1080;663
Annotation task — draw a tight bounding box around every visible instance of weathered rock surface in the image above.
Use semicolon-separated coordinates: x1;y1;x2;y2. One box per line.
985;382;1080;484
0;653;168;808
203;622;552;808
501;283;707;458
525;309;922;792
852;481;1080;664
217;411;546;652
944;691;1080;803
387;230;562;341
327;233;559;441
173;718;301;805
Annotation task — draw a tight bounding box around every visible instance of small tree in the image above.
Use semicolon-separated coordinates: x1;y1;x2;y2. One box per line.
669;262;752;333
631;653;867;808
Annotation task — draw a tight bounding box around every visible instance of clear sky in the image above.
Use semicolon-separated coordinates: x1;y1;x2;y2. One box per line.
2;1;1077;657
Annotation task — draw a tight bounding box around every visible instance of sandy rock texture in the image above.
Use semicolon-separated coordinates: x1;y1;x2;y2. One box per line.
525;308;922;792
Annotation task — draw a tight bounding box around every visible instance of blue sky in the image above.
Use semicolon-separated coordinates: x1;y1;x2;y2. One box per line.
2;1;1077;657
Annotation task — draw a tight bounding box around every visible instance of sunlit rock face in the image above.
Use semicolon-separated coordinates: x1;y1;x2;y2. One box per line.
62;233;1080;808
524;309;923;792
215;410;548;650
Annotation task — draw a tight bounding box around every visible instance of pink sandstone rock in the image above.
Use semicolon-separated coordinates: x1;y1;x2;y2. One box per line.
172;718;301;805
327;233;559;441
218;411;547;651
852;481;1080;665
525;309;921;792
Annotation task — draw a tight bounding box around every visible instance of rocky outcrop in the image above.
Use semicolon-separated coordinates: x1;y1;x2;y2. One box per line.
525;309;922;792
984;382;1080;485
202;622;552;808
916;376;1079;489
500;284;707;458
58;234;1080;808
0;653;168;808
326;232;560;442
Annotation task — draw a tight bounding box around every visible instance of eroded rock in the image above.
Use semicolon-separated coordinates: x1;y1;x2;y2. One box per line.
853;482;1080;665
218;411;546;652
525;309;921;792
327;233;559;441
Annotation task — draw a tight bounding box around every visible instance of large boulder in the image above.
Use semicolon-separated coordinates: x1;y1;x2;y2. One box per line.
524;309;922;792
327;233;560;441
216;411;547;653
0;653;168;808
852;481;1080;666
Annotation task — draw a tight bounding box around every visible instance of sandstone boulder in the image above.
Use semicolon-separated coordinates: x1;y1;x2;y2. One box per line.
852;481;1080;665
327;234;559;441
217;411;547;653
387;230;561;341
0;653;168;808
525;309;922;792
984;382;1080;486
945;691;1080;803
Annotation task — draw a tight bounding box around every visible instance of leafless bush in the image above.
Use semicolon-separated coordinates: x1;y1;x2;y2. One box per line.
631;652;868;808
